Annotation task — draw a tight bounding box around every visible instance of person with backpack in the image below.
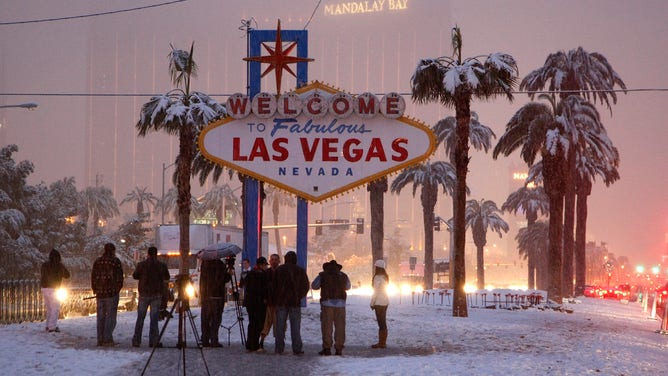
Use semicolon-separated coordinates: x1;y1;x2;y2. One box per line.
312;259;351;356
131;246;170;348
91;243;124;347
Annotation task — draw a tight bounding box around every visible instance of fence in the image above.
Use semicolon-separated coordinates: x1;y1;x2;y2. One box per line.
0;279;44;324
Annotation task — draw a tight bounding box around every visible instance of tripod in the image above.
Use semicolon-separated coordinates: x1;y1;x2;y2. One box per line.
141;275;210;376
220;259;247;347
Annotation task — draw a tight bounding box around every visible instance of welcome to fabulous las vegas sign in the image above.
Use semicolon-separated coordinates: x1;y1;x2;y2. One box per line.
198;81;436;202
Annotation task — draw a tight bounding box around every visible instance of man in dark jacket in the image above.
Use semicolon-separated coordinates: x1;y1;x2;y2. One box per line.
132;246;170;347
199;257;231;347
311;260;351;356
40;249;70;333
272;251;309;355
243;256;269;352
91;243;124;347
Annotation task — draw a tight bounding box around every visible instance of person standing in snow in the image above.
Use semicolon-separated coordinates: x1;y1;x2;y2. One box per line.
131;246;170;348
272;251;309;355
370;259;389;349
312;259;351;356
40;249;70;333
91;243;124;347
243;256;269;352
260;253;281;349
199;257;231;347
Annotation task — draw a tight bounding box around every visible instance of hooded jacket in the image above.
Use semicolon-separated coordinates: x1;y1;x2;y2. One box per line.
40;249;70;288
272;251;310;307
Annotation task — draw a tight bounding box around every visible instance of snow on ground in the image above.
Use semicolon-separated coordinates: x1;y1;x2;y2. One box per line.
1;290;666;375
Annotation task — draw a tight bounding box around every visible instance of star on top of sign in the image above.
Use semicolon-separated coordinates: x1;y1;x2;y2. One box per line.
243;19;314;94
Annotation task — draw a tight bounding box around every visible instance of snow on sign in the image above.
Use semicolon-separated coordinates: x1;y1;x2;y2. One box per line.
198;81;436;202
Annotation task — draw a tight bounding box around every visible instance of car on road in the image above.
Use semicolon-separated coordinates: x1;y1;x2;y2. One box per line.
583;285;600;298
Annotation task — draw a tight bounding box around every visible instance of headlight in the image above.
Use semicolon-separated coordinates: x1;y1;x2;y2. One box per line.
55;287;68;303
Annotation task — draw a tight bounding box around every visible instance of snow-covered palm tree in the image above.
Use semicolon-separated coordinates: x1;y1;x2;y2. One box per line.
155;187;202;224
263;185;295;257
502;185;549;289
411;27;518;316
199;183;241;226
136;43;226;275
465;199;509;289
516;221;549;289
521;47;625;297
494;94;608;302
120;186;158;217
433;113;496;287
390;161;457;289
80;186;119;235
573;132;619;295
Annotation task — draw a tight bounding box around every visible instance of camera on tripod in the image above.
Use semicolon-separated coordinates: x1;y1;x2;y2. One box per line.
224;255;236;270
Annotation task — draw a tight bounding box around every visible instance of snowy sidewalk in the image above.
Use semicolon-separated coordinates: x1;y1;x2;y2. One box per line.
2;294;666;375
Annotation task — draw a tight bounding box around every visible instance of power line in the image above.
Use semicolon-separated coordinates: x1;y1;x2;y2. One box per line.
0;0;186;26
303;0;322;30
1;88;667;99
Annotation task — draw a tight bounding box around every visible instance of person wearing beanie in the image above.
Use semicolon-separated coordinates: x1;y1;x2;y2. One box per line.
370;259;389;348
40;249;70;333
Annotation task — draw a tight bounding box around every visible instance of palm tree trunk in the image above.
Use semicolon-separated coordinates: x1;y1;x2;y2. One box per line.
177;125;194;277
526;213;537;289
421;186;436;290
452;98;471;317
368;178;387;273
476;244;485;289
562;150;576;297
574;178;591;296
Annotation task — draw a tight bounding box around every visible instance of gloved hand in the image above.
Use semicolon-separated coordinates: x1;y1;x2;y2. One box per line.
370;305;375;311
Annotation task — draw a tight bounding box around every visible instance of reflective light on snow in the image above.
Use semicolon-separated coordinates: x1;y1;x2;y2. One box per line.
464;284;477;293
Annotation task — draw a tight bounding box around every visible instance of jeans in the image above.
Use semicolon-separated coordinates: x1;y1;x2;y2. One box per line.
96;294;119;345
274;306;303;354
132;295;162;346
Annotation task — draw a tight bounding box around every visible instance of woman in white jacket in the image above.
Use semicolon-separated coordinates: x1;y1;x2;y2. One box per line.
370;259;389;348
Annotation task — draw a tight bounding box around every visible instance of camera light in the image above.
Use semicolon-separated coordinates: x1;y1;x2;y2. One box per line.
55;287;68;303
185;283;195;299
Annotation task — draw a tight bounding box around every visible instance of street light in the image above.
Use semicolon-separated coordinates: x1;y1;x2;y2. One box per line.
0;102;38;110
161;162;176;224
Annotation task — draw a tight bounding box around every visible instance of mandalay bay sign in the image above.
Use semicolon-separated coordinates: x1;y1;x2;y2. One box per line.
199;81;436;202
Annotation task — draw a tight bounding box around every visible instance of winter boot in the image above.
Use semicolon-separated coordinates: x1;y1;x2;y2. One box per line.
371;329;387;348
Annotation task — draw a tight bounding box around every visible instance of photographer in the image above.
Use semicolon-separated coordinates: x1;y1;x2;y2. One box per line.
199;256;231;347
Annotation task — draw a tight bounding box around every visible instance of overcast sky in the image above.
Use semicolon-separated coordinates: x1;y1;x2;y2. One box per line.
1;0;666;270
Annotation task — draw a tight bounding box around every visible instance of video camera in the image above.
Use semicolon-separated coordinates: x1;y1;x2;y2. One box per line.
224;255;236;270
